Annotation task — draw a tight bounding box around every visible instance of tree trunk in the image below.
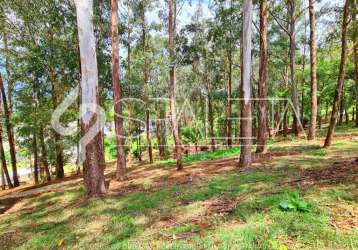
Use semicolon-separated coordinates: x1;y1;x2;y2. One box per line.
324;0;350;147
301;17;307;127
208;90;216;151
238;0;253;168
226;53;233;147
308;0;318;140
75;0;107;197
111;0;127;181
288;0;301;136
39;128;51;182
352;0;358;127
169;0;183;171
33;133;39;185
256;0;269;154
0;166;4;190
126;0;133;167
0;107;13;188
49;69;64;179
156;105;166;158
0;73;19;186
140;0;153;164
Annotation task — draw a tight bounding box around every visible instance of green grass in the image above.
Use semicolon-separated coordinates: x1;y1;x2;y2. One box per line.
160;146;241;165
1;126;358;249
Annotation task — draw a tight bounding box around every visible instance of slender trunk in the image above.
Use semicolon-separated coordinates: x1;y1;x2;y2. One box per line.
352;0;358;127
33;133;39;185
0;166;4;190
49;69;64;179
140;0;153;164
256;0;269;154
324;0;350;147
238;0;253;168
308;0;318;139
137;129;142;161
339;89;345;125
75;0;107;197
301;18;307;127
111;0;127;180
0;73;18;186
156;105;165;158
0;107;12;188
227;53;233;147
208;90;215;151
288;0;301;136
39;128;51;182
126;0;133;167
169;0;183;170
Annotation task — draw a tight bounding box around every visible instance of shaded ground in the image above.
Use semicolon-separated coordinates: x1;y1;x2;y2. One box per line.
0;127;358;249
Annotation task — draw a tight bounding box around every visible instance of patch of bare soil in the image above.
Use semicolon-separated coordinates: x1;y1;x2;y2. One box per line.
0;231;29;249
298;158;358;186
0;198;20;214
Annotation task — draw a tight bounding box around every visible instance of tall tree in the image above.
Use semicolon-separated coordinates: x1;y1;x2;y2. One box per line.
308;0;318;140
256;0;269;154
239;0;253;168
75;0;107;196
169;0;183;170
49;68;65;179
288;0;301;136
352;0;358;127
0;73;19;186
111;0;127;180
140;0;153;164
0;93;13;189
324;0;350;147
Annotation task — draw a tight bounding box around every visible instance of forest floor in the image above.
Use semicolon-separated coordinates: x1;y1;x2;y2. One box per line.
0;125;358;249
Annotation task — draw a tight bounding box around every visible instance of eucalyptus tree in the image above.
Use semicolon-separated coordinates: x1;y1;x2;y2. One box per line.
352;0;358;127
168;0;183;170
308;0;318;140
111;0;127;181
75;0;106;196
239;0;253;168
140;0;153;163
324;0;351;147
256;0;269;153
0;77;13;188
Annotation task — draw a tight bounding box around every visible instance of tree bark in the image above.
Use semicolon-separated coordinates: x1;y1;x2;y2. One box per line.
156;105;166;158
39;128;51;182
238;0;253;168
126;0;133;167
352;0;358;127
308;0;318;140
49;69;65;179
208;89;216;151
0;101;13;188
33;133;39;185
75;0;107;197
288;0;301;136
256;0;269;154
140;0;153;164
169;0;183;170
111;0;127;180
0;73;19;186
226;53;233;147
324;0;350;147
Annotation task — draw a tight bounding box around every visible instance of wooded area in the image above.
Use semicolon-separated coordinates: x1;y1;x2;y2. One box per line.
0;0;358;249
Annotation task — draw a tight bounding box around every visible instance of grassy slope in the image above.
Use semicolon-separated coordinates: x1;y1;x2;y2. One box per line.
0;127;358;250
